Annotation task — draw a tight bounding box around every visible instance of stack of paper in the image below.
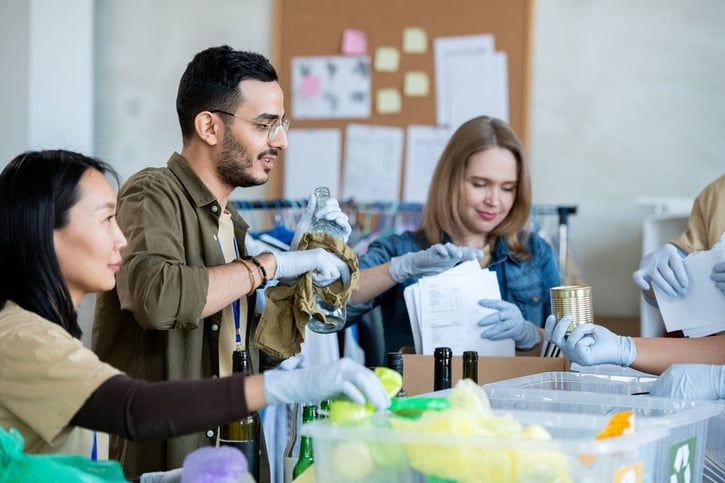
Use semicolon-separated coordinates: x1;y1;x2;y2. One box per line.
403;260;516;356
654;241;725;337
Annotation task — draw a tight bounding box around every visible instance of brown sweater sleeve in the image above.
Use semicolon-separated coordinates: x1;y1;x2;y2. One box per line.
70;373;249;442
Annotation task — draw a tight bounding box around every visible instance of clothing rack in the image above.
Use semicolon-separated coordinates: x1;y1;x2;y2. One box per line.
231;199;578;281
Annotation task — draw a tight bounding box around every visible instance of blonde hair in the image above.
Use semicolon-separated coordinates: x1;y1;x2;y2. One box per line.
420;116;532;259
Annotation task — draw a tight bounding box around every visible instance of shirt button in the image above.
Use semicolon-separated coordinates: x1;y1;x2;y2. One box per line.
532;295;540;302
206;430;215;438
211;205;219;213
211;323;219;331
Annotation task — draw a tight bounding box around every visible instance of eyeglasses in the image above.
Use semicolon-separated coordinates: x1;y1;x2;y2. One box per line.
211;110;290;141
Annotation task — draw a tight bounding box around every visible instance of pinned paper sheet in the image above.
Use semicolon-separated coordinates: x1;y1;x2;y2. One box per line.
374;46;400;72
404;71;429;96
341;29;367;55
403;27;427;53
376;88;401;114
654;241;725;337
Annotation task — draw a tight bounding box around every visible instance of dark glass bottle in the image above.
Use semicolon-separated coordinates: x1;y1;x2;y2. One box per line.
219;350;260;482
462;350;479;384
433;347;452;391
292;404;318;479
318;399;332;420
385;352;408;397
307;186;347;333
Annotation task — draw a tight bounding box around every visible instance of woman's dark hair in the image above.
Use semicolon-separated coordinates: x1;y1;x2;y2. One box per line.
0;149;119;338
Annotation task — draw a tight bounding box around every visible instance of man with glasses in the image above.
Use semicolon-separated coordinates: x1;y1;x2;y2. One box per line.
92;45;351;481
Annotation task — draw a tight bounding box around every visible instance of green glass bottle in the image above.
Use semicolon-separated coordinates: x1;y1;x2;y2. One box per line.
219;350;260;482
318;399;331;420
462;350;479;384
292;404;318;479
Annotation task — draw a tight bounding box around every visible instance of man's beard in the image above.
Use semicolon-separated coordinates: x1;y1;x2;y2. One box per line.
216;134;268;188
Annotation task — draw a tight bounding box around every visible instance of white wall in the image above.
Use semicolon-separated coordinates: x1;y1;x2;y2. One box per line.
529;0;725;316
1;0;723;321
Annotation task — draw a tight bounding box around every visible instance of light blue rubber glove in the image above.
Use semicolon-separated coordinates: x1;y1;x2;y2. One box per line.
711;260;725;296
477;299;540;350
544;315;637;366
650;363;725;400
272;248;350;287
388;243;482;283
632;243;688;297
263;358;390;410
290;192;352;250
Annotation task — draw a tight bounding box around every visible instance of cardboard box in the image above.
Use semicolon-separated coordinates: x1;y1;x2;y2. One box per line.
401;354;568;396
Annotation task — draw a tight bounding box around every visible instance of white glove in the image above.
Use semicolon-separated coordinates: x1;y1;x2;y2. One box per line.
290;192;352;250
711;260;725;296
263;358;390;410
650;363;725;400
544;315;636;367
477;299;540;350
272;248;350;287
632;243;688;297
388;243;482;283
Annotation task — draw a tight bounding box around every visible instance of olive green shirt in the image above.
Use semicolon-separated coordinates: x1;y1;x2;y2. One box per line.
92;152;259;479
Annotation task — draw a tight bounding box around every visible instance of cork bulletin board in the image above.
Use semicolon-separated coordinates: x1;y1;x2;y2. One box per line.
269;0;534;199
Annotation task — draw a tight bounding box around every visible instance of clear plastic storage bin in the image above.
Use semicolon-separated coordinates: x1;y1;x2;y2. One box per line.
302;409;669;483
483;371;722;482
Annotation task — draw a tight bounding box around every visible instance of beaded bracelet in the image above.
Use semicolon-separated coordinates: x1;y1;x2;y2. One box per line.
235;258;258;296
244;256;268;286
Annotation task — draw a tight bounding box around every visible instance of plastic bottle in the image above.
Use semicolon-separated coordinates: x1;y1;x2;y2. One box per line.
219;350;260;482
433;347;452;391
462;350;479;384
306;186;347;333
385;352;408;397
292;404;318;480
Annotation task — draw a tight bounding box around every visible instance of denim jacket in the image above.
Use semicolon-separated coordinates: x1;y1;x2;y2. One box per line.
348;230;562;354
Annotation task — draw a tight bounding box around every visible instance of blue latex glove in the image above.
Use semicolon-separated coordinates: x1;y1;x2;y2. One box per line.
290;192;352;250
711;260;725;296
388;243;482;283
650;363;725;400
544;315;636;366
272;248;350;287
263;358;390;410
477;299;540;350
632;243;688;297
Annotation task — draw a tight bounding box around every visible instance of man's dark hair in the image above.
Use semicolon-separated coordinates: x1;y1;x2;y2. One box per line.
176;45;278;141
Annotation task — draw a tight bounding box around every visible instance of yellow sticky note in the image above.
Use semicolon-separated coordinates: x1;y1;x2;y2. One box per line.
374;47;400;72
404;71;429;97
377;88;401;114
403;27;427;54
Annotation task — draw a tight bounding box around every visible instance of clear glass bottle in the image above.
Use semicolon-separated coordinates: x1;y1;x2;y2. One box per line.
219;350;260;482
385;351;408;398
292;404;318;480
433;347;452;391
306;186;347;334
462;350;479;384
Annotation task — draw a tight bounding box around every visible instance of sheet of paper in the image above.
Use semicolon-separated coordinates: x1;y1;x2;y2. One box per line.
341;29;367;55
283;129;341;199
342;124;403;201
374;46;400;72
654;244;725;337
376;88;402;114
403;27;427;53
403;71;429;97
402;125;451;202
434;35;509;128
404;260;516;356
292;55;370;119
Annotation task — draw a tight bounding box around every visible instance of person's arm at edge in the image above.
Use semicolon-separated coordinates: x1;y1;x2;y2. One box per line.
71;373;268;442
630;335;725;375
351;263;397;304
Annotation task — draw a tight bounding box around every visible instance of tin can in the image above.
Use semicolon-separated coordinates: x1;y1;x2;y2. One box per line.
550;285;593;333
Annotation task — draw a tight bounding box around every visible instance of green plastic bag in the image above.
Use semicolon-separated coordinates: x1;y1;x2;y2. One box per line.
0;427;126;483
